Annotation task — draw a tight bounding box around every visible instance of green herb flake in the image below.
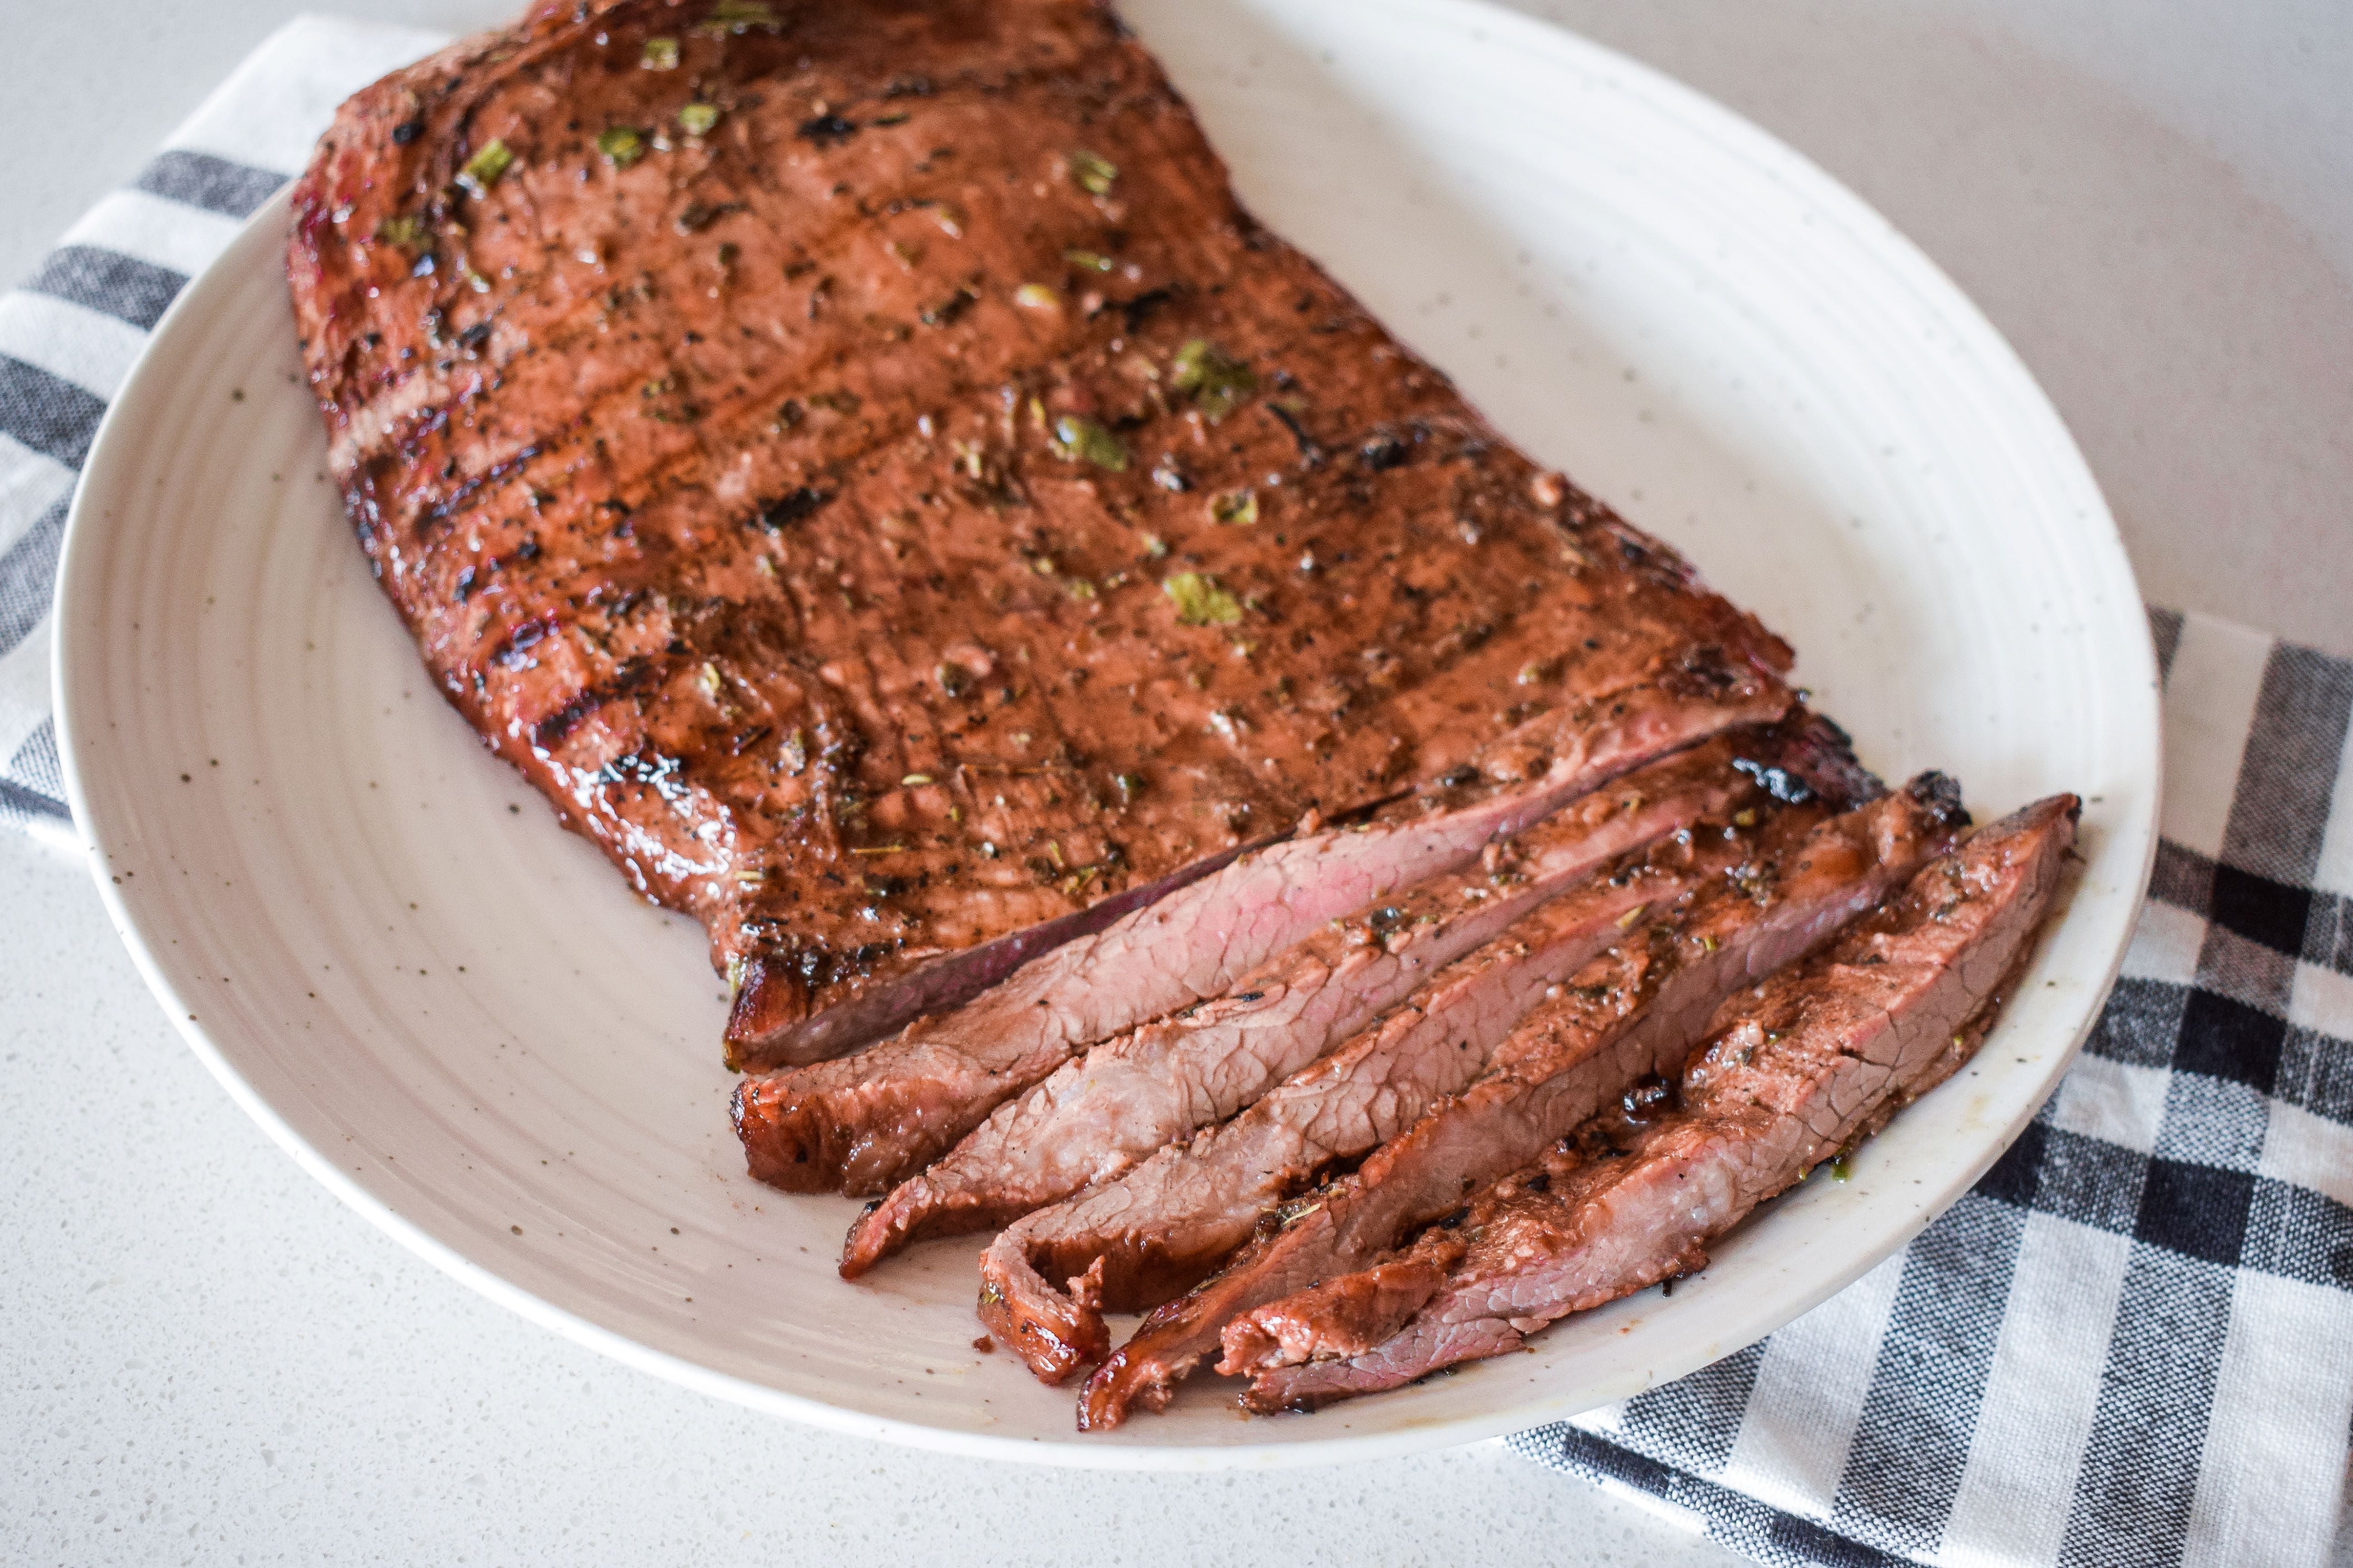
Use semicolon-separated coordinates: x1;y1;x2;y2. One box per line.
1064;248;1115;273
1168;338;1258;421
456;138;514;195
597;126;649;167
677;102;722;137
1012;282;1061;312
641;36;680;70
1050;413;1127;471
1207;489;1258;527
1069;149;1118;196
696;0;779;35
1163;571;1243;627
373;213;427;249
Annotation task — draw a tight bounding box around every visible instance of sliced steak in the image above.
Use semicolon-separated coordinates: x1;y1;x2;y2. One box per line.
1074;774;1967;1425
840;734;1772;1274
967;786;1833;1381
735;682;1786;1193
1234;794;2077;1409
972;836;1726;1382
290;0;1799;1070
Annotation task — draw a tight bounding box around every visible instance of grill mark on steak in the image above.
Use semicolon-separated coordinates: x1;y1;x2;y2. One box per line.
1072;775;1967;1425
289;0;1798;1066
732;679;1785;1194
1233;794;2077;1410
840;735;1771;1277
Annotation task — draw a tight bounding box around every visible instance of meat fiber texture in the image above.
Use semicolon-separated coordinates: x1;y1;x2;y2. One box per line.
1072;775;1966;1425
1231;793;2078;1411
286;0;1796;1072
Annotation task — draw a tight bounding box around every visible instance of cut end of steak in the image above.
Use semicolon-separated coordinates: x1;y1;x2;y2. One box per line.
289;0;1806;1075
1075;777;1965;1428
977;1231;1110;1386
724;838;1255;1069
1234;793;2077;1411
1215;1250;1463;1378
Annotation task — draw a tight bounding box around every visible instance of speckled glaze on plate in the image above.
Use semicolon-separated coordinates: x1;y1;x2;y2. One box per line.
53;0;2156;1467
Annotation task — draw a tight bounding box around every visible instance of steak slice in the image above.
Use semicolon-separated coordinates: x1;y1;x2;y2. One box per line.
734;683;1786;1194
839;732;1773;1274
1074;775;1967;1425
1232;794;2077;1409
288;0;1797;1070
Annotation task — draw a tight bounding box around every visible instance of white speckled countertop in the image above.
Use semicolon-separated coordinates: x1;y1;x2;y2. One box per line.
6;3;2350;1563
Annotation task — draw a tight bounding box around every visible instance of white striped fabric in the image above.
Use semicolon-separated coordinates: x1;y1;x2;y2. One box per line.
5;21;2347;1567
1721;1254;1910;1521
1515;608;2353;1565
0;17;442;849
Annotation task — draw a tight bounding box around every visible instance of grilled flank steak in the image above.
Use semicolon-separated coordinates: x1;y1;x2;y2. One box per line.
287;0;1792;1071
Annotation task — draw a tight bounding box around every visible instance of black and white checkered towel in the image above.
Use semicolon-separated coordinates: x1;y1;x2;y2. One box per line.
4;20;2345;1566
0;18;442;849
1519;609;2353;1566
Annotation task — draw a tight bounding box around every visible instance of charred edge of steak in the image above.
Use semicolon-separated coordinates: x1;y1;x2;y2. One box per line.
723;832;1264;1070
1737;708;1882;812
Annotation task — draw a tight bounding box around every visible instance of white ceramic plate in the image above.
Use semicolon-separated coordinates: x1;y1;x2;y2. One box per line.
55;0;2157;1467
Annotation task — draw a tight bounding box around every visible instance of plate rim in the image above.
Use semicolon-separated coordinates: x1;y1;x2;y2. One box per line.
52;0;2159;1470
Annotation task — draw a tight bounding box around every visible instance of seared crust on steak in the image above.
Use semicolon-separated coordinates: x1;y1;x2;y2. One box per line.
287;0;1794;1066
1232;794;2077;1410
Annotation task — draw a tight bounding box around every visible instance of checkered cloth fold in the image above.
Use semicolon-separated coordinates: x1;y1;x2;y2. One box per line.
3;19;2345;1566
0;18;442;849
